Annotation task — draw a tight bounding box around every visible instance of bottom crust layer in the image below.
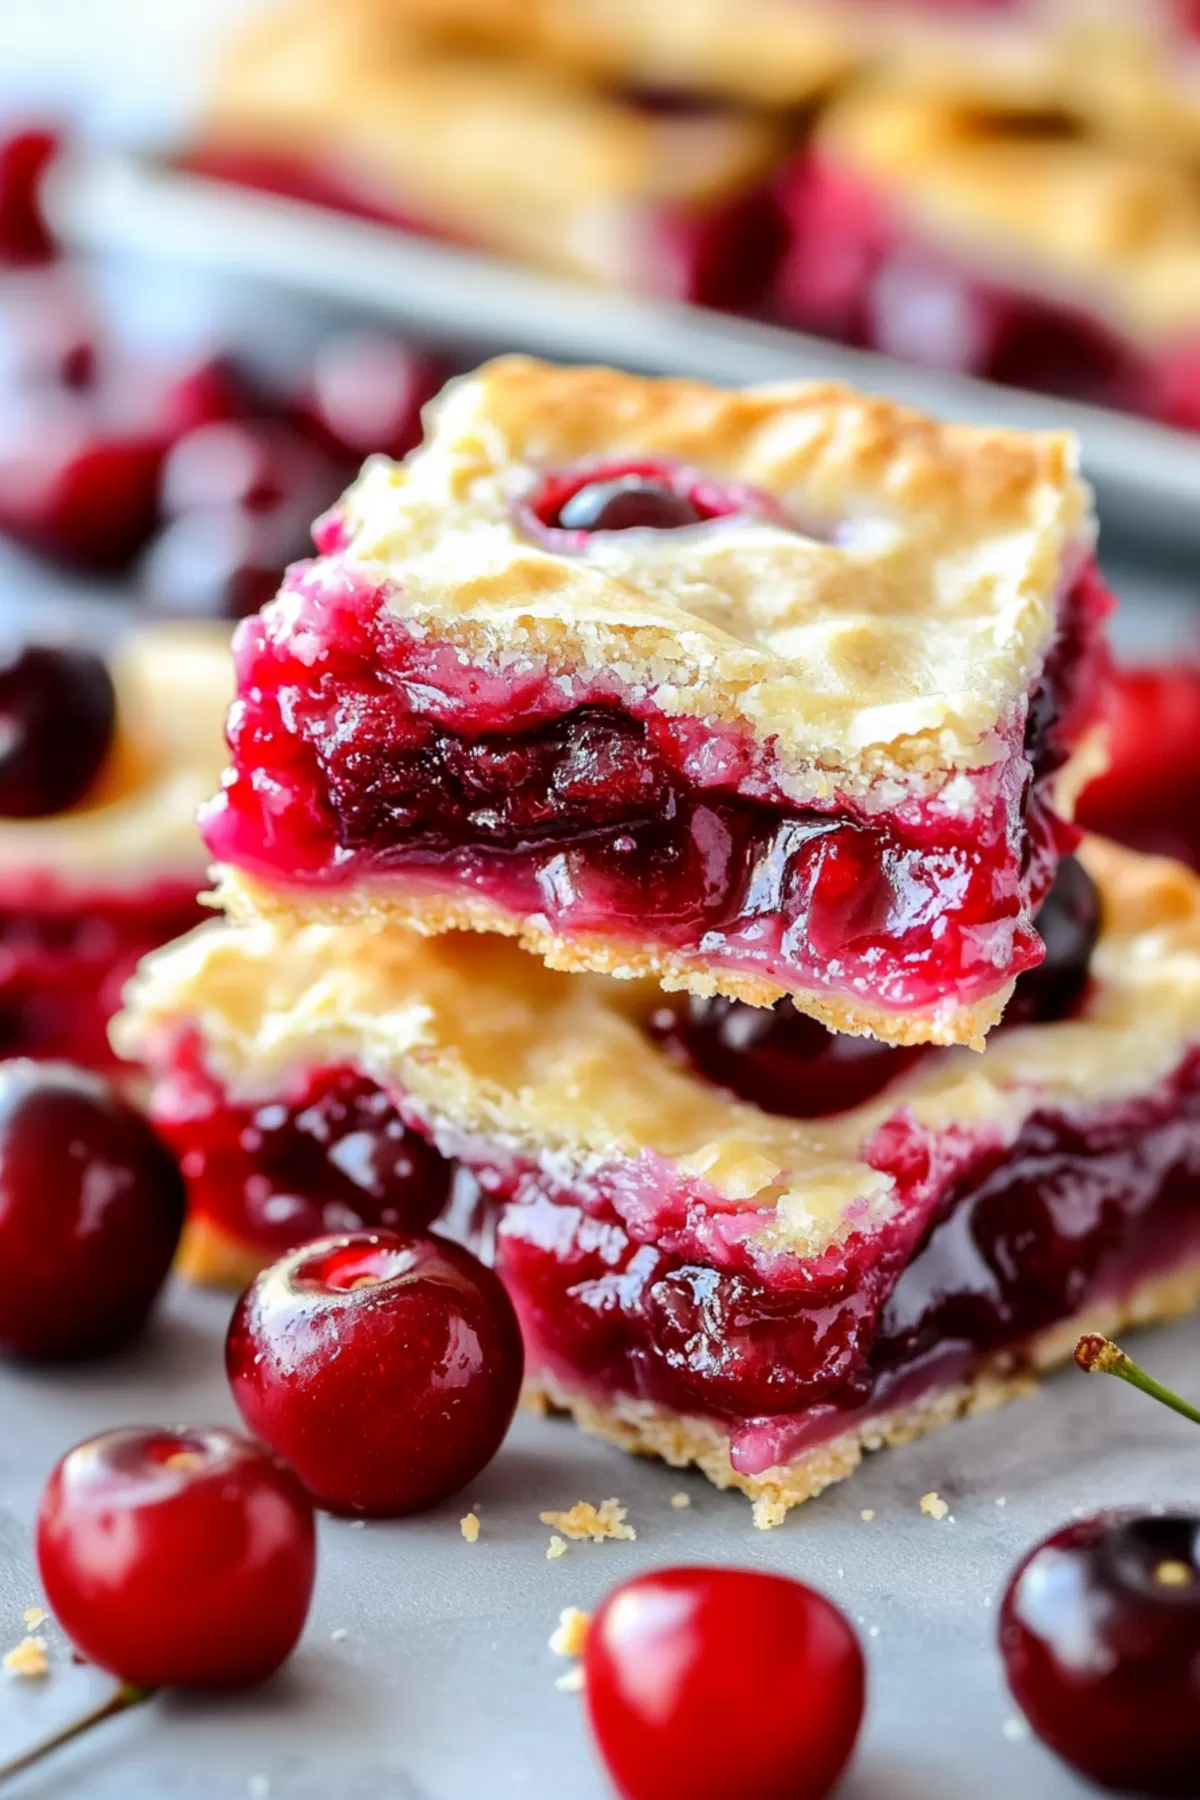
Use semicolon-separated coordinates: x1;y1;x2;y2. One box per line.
524;1259;1200;1527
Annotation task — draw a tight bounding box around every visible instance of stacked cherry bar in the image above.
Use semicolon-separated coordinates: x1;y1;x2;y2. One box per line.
190;0;1200;432
109;356;1200;1521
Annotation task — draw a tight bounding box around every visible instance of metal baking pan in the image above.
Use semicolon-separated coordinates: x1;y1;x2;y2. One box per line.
46;144;1200;555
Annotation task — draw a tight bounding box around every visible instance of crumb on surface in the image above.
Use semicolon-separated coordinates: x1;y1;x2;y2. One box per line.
546;1535;568;1560
752;1497;787;1531
555;1664;585;1693
330;1628;349;1643
995;1496;1007;1507
247;1777;271;1799
539;1499;635;1543
669;1492;691;1510
21;1607;45;1629
549;1607;592;1659
1002;1716;1030;1742
860;1509;875;1521
868;1625;881;1638
460;1512;481;1543
3;1637;48;1679
920;1491;950;1521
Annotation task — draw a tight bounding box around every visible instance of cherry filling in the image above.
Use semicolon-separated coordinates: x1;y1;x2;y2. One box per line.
526;460;782;546
205;556;1111;1023
150;1048;454;1255
773;154;1200;427
498;1050;1200;1464
0;883;206;1070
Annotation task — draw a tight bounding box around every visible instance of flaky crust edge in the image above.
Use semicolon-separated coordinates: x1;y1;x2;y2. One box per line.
524;1260;1200;1523
211;868;1007;1050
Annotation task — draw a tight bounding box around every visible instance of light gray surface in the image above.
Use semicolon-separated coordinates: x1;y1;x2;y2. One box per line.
2;1278;1200;1800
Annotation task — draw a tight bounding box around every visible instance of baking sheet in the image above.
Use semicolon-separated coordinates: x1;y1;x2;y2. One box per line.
45;147;1200;556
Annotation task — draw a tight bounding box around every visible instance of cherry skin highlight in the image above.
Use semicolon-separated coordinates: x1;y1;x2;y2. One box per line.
37;1426;315;1689
0;644;115;818
1001;1511;1200;1795
0;1061;185;1359
226;1229;524;1515
556;474;704;533
584;1566;865;1800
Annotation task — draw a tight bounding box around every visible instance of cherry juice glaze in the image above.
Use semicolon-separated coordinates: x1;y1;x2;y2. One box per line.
203;552;1112;1023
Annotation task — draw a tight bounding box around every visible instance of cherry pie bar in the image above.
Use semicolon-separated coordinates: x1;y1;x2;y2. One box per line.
115;838;1200;1518
0;626;231;1068
192;2;786;308
774;85;1200;429
203;357;1113;1049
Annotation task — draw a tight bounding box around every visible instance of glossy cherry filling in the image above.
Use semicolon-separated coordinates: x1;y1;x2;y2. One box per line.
204;553;1111;1024
0;881;206;1069
500;1049;1200;1473
773;155;1200;430
181;147;785;311
149;1043;455;1257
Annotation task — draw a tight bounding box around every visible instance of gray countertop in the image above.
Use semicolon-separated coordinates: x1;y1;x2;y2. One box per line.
3;1278;1200;1800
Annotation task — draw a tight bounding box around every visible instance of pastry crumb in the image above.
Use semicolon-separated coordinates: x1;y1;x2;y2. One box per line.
1001;1716;1030;1742
539;1499;635;1543
555;1664;585;1693
920;1491;950;1521
546;1535;568;1560
247;1777;272;1799
549;1607;592;1658
669;1492;691;1510
752;1497;788;1531
995;1496;1007;1507
868;1625;881;1638
21;1607;45;1629
460;1512;481;1543
860;1509;875;1521
330;1628;349;1643
3;1637;49;1679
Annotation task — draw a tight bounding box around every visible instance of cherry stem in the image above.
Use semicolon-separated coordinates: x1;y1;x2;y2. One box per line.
1074;1334;1200;1427
0;1681;155;1787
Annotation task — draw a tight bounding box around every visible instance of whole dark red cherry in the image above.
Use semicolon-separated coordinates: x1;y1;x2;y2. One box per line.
0;644;115;818
0;128;58;264
556;474;704;533
1001;1511;1200;1794
226;1229;524;1515
37;1425;315;1688
674;992;921;1118
0;1060;185;1358
585;1566;865;1800
1005;854;1100;1026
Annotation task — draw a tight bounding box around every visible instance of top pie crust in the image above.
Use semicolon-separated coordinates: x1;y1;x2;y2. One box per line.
0;625;233;897
816;84;1200;346
115;838;1200;1263
204;3;784;287
332;355;1093;794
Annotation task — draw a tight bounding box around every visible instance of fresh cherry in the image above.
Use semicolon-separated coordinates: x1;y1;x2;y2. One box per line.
1001;1511;1200;1794
0;643;115;817
302;332;441;461
1004;855;1100;1026
584;1566;865;1800
0;1060;185;1358
0;128;58;264
226;1229;524;1515
555;474;705;533
37;1425;315;1689
668;992;921;1118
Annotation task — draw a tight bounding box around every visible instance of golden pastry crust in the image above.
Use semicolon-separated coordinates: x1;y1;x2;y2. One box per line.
0;624;233;896
204;3;784;288
117;838;1200;1264
335;355;1092;794
526;1257;1200;1519
212;865;1011;1050
817;84;1200;344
